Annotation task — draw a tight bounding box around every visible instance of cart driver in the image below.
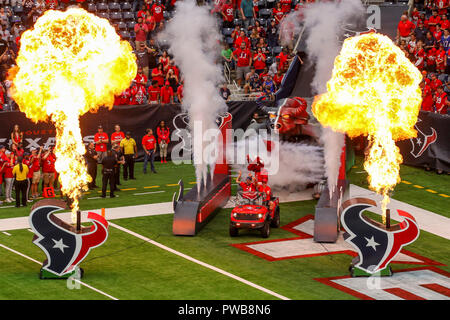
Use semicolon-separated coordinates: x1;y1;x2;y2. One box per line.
258;176;274;211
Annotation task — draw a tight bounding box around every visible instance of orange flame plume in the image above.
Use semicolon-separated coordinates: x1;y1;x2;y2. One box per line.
10;8;137;222
312;33;422;224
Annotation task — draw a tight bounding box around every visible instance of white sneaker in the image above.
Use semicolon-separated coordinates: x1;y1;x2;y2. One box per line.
27;199;33;203
5;198;12;203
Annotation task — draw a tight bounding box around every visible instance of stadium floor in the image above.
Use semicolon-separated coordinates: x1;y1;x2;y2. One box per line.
0;159;448;300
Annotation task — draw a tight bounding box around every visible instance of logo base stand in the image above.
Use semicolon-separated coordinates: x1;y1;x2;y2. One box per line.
39;266;84;280
350;265;392;277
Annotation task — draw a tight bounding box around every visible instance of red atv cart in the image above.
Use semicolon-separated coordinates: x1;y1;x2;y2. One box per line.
229;191;280;238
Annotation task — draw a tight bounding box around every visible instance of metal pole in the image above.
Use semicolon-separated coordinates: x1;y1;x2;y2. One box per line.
386;209;390;230
76;210;81;232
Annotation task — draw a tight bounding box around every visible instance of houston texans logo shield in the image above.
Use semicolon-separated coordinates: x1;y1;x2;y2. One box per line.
340;198;419;274
29;200;109;276
409;118;437;158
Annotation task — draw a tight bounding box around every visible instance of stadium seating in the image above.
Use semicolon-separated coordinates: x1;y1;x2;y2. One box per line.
257;18;267;27
10;15;21;24
13;5;23;14
109;2;121;12
96;3;108;12
110;12;123;21
272;46;283;55
222;28;233;36
97;12;109;20
266;0;276;9
123;11;135;21
121;2;132;11
118;21;127;31
127;21;136;30
120;30;131;40
259;9;271;19
87;3;96;13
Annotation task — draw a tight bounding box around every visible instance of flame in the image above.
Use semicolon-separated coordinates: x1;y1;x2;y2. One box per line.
312;33;422;224
10;8;137;222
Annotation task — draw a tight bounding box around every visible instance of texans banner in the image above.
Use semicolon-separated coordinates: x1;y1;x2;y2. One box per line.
340;198;419;275
29;199;108;277
397;111;450;172
0;102;259;162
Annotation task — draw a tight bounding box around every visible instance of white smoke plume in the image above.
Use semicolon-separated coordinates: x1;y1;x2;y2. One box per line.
230;135;325;192
281;0;364;194
160;0;227;189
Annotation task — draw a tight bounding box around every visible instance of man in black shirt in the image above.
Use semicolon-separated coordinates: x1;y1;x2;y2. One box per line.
101;150;118;198
112;143;125;192
85;142;98;189
219;83;231;101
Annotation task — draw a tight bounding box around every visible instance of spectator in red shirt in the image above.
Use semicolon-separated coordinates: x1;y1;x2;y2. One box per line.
221;0;235;28
430;73;443;91
134;67;148;88
435;43;446;74
236;170;256;192
396;15;415;44
273;70;284;88
273;2;285;25
234;30;251;51
440;14;450;30
177;80;184;103
148;80;161;104
151;63;165;87
253;47;267;75
280;0;292;14
420;80;434;112
142;128;157;174
434;86;450;114
157;121;170;163
42;146;56;189
29;146;43;199
426;44;438;73
94;125;109;161
130;83;148;105
231;42;252;88
433;24;443;42
111;124;125;146
45;0;58;10
3;151;15;203
427;10;441;34
435;0;448;16
160;81;174;104
152;1;165;24
134;17;149;51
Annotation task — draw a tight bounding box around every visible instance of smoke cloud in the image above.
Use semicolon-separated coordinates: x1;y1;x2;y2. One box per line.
160;0;226;188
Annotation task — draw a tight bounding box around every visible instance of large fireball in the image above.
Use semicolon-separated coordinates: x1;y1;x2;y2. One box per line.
10;8;137;221
312;33;422;223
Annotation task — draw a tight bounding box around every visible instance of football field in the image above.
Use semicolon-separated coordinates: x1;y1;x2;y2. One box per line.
0;158;449;300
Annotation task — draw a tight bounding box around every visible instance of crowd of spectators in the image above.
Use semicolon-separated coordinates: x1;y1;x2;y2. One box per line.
399;1;450;115
0;0;307;110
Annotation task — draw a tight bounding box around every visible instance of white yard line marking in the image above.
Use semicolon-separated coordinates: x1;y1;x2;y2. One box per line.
27;229;33;233
109;222;290;300
0;243;118;300
2;232;11;236
0;206;15;209
133;191;166;196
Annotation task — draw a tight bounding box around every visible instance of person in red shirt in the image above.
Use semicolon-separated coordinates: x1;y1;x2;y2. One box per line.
253;47;266;75
435;44;446;74
10;124;23;153
134;17;149;51
167;60;180;79
427;10;441;34
148;80;161;104
177;81;183;104
435;0;448;16
257;177;274;210
426;44;438;73
156;121;170;163
94;126;109;161
145;11;156;37
231;42;252;88
273;70;284;88
236;170;256;192
430;73;443;91
273;2;285;25
134;67;148;88
414;41;426;70
234;30;251;51
433;24;443;42
116;88;132;106
159;50;170;74
142;128;157;174
42;146;56;189
137;4;148;19
3;151;15;203
221;0;235;28
29;146;43;199
160;81;174;104
45;0;58;9
111;124;125;146
280;0;292;14
151;1;165;24
276;47;290;72
130;83;148;105
434;86;450;114
151;63;165;87
397;15;415;44
440;14;450;30
421;80;434;112
15;143;25;158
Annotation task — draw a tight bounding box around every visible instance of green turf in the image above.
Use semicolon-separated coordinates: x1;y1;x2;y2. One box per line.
347;155;450;218
0;158;448;300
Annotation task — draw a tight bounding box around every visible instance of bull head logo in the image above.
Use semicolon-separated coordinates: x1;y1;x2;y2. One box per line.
340;198;419;274
274;97;309;136
29;200;108;276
